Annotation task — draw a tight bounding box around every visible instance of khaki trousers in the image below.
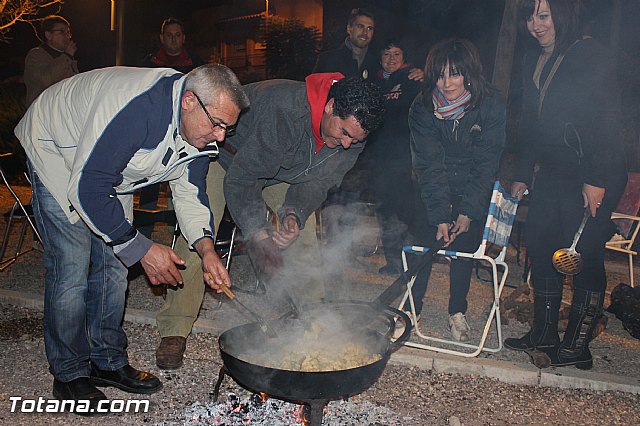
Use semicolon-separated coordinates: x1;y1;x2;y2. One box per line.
156;162;321;337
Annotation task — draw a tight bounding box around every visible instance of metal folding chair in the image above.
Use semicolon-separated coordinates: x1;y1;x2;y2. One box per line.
0;153;42;271
606;172;640;288
397;181;519;357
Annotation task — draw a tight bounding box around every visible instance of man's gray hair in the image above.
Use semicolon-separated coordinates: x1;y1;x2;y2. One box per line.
184;64;250;110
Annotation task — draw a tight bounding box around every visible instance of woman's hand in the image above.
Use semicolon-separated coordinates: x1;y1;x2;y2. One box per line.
511;181;528;201
408;67;425;81
436;223;452;246
582;183;605;218
450;214;471;239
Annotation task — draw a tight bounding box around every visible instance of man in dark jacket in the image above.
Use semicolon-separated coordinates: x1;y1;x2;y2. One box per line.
23;15;78;106
313;9;423;254
154;74;385;370
314;8;379;80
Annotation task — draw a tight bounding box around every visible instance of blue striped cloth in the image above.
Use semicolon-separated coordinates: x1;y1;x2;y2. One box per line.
483;181;519;248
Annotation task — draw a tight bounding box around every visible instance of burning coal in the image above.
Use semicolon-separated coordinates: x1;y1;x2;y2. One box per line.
159;391;409;425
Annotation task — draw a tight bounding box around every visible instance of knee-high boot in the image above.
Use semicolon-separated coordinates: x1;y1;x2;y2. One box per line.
533;288;604;370
504;278;562;351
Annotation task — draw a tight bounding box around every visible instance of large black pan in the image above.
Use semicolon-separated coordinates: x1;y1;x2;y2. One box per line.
218;302;411;402
216;246;438;402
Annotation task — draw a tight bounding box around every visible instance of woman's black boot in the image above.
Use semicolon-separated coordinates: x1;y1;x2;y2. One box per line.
532;288;604;370
504;279;562;351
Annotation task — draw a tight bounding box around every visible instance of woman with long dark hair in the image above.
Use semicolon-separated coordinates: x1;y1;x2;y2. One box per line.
397;38;505;341
505;0;626;370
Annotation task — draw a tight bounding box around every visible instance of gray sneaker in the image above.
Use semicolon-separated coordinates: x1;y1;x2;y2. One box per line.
449;312;470;342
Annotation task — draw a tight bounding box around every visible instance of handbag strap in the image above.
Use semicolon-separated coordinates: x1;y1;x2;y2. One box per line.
538;39;581;117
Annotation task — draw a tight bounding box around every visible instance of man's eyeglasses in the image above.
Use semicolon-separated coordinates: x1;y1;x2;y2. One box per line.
193;93;236;136
50;28;72;36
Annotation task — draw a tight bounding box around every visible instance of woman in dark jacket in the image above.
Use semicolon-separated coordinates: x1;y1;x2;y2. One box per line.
505;0;626;370
367;39;422;276
399;38;505;341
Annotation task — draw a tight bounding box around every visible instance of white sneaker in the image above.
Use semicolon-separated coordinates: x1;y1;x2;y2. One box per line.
449;312;470;342
393;311;420;339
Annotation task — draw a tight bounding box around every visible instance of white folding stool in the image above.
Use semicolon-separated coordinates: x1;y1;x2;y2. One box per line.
397;181;519;357
0;153;42;271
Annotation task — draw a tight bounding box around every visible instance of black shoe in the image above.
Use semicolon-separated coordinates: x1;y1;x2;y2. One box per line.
52;377;107;417
529;289;604;371
530;345;594;370
504;282;562;352
504;328;559;351
90;363;163;394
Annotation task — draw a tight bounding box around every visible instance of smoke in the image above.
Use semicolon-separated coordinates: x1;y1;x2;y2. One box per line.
221;199;395;373
275;200;380;308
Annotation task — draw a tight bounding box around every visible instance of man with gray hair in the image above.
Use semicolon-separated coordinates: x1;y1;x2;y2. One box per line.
14;64;249;415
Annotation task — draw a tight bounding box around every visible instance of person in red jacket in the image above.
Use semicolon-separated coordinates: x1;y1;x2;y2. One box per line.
138;17;206;238
141;17;204;73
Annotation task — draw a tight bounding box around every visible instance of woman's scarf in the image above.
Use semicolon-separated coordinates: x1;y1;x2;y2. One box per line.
432;88;472;121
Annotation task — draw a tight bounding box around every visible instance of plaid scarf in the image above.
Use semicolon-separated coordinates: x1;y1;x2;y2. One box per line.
432;88;472;120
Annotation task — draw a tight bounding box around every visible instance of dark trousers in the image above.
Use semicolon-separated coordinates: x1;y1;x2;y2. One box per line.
404;208;483;316
526;172;626;293
372;166;417;270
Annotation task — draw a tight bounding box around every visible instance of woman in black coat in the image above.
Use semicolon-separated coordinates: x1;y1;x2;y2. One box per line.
367;39;422;276
398;38;505;342
505;0;626;370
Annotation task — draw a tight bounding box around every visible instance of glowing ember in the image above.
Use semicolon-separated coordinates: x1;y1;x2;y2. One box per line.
292;404;307;425
158;391;411;425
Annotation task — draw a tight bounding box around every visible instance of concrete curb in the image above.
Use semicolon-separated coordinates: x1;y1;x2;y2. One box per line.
2;288;639;395
390;348;640;394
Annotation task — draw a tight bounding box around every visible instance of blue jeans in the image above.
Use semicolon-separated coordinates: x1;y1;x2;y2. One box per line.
28;163;129;382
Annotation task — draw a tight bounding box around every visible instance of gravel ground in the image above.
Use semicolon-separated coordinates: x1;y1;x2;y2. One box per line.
1;304;639;425
1;186;640;424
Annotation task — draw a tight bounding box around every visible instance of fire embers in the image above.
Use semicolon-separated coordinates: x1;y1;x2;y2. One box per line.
175;391;403;425
181;392;305;425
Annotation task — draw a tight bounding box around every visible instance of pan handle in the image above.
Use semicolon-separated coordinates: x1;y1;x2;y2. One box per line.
372;239;445;309
384;306;412;352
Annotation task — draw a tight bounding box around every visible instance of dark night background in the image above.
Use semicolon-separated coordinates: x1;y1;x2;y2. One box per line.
1;0;639;167
2;0;637;78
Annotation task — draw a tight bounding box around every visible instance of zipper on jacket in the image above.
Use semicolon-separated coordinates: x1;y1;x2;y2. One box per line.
291;137;337;180
116;149;216;195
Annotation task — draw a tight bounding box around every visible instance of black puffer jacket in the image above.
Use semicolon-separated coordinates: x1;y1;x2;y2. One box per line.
409;89;506;226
